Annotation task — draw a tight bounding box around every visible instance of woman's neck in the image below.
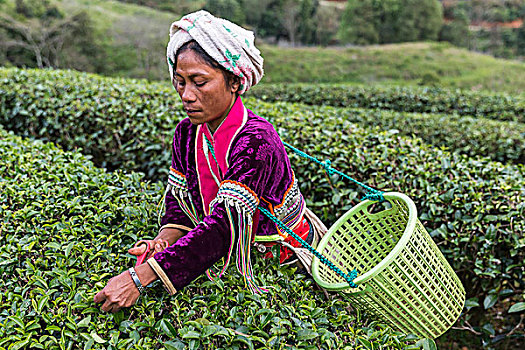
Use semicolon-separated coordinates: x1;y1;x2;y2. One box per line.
208;95;237;134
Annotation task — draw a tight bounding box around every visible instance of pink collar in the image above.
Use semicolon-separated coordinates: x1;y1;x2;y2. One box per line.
195;97;248;215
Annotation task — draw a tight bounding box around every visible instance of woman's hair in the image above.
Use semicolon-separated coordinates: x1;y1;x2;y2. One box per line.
174;40;240;90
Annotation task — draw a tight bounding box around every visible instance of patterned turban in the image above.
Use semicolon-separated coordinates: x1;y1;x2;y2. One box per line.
166;10;264;94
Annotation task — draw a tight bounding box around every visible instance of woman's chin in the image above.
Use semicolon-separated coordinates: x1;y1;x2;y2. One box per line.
186;112;204;124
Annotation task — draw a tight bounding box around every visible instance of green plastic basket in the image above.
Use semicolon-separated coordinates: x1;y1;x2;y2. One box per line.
311;192;465;339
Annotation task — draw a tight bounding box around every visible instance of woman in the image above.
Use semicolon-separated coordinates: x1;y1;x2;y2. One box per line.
94;10;326;313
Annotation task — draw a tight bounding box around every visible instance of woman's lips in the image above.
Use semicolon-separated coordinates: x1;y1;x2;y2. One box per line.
184;108;201;115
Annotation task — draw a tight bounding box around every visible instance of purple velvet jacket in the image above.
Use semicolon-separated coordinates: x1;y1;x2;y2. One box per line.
152;104;304;291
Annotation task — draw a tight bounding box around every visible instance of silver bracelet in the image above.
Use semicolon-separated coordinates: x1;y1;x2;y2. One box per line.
128;267;145;294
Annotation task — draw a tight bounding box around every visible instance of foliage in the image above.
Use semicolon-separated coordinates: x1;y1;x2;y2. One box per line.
0;68;524;347
204;0;245;26
257;42;525;94
269;102;525;164
247;83;525;122
0;68;178;180
0;1;99;71
0;126;421;349
439;7;471;48
338;0;443;45
116;0;202;14
441;0;525;59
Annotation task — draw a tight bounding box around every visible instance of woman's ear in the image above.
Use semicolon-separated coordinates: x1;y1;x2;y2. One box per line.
231;76;241;93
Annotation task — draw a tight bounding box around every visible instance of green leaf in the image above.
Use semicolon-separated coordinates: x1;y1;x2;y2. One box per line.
65;241;75;257
357;336;372;349
416;338;437;350
83;339;94;350
181;331;200;340
482;323;495;336
164;340;185;350
46;242;61;250
509;302;525;313
465;298;479;309
9;336;31;350
37;295;49;314
77;316;91;328
296;329;319;341
484;294;498;309
9;316;24;329
90;331;106;344
159;319;178;338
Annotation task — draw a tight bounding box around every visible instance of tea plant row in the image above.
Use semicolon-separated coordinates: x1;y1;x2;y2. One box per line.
1;68;524;347
264;101;525;165
0;127;422;350
247;83;525;122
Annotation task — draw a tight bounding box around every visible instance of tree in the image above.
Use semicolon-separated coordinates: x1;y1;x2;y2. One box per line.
1;13;75;68
239;0;273;31
110;14;168;80
297;0;318;44
204;0;245;26
279;0;301;45
338;0;379;45
338;0;443;45
315;3;343;46
517;22;525;56
0;2;99;71
439;7;470;48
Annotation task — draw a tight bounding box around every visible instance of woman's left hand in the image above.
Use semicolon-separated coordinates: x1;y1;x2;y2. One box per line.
93;270;140;313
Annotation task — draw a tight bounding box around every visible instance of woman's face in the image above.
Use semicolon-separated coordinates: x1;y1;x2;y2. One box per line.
174;49;239;130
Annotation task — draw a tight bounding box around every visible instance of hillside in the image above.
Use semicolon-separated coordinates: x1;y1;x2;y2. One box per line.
260;42;525;94
1;0;524;94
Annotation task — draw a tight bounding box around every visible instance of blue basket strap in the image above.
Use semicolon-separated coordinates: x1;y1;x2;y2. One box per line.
259;206;358;288
282;141;384;202
203;134;359;288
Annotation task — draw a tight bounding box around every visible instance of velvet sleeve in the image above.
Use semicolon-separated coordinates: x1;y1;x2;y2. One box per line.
159;123;197;232
152;126;287;293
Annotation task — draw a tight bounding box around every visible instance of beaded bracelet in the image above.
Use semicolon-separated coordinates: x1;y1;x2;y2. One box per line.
128;267;145;294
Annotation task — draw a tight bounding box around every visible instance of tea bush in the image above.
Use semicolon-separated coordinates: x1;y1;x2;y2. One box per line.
1;67;524;184
0;67;179;181
1;67;524;347
247;84;525;123
0;127;417;350
268;103;525;164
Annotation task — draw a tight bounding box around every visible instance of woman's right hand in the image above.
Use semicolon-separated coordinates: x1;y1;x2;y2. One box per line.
128;239;169;260
128;227;186;261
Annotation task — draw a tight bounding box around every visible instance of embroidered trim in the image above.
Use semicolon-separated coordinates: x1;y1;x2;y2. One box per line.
147;258;177;295
207;180;266;294
209;180;259;221
168;167;187;192
273;171;305;233
159;167;199;227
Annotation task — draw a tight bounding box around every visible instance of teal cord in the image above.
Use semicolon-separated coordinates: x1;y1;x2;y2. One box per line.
282;141;384;202
259;206;358;288
203;134;358;288
203;134;218;163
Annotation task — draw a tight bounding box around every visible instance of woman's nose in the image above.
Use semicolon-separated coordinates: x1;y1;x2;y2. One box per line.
180;86;196;102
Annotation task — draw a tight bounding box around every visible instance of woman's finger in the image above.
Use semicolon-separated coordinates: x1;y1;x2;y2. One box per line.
93;289;106;304
128;241;152;256
101;299;113;313
155;239;168;253
110;304;120;314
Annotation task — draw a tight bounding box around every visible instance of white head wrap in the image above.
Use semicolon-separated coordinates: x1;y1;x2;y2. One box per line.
166;10;264;95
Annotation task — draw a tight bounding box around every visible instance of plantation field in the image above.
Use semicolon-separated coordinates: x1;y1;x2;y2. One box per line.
0;68;524;349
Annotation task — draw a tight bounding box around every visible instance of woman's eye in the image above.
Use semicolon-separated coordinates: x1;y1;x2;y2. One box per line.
195;81;206;87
